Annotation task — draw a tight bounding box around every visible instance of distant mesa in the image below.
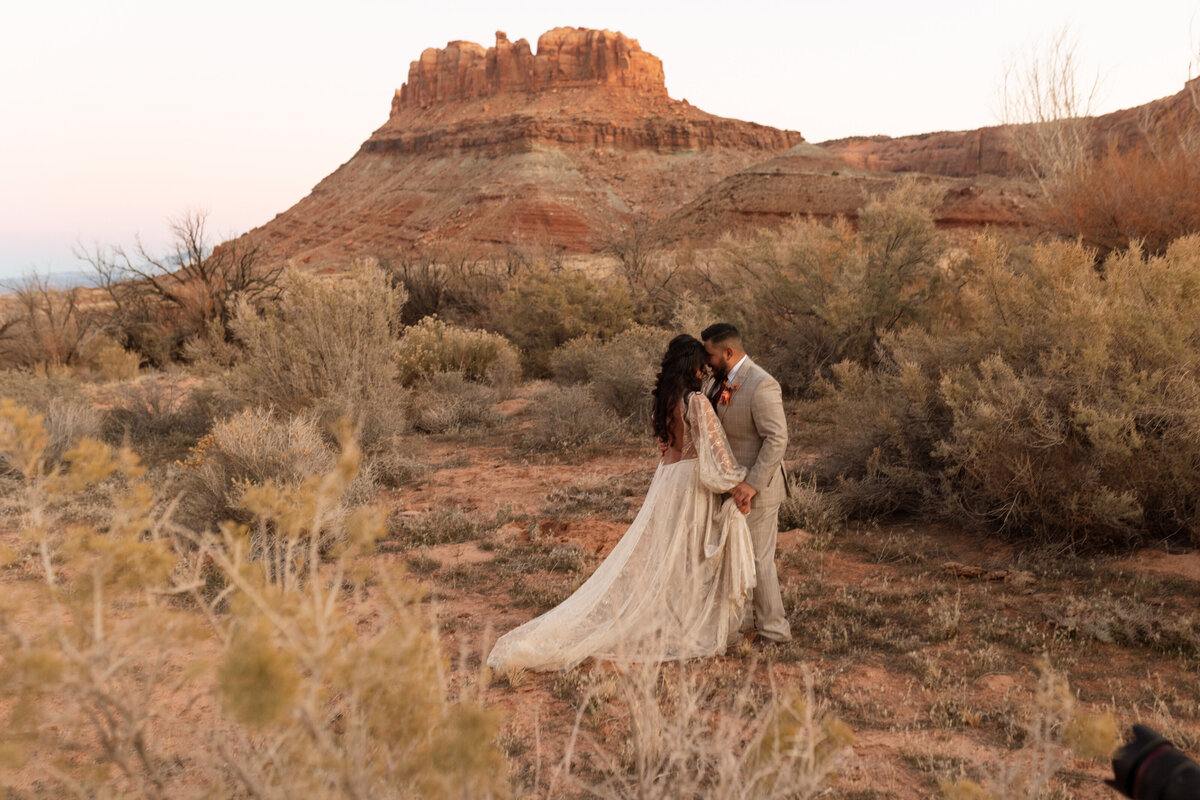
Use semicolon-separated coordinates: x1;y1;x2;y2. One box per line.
818;76;1200;179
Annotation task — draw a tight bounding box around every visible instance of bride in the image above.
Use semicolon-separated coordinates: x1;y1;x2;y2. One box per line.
487;334;757;673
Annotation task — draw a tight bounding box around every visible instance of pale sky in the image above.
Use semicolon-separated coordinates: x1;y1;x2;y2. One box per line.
1;0;1197;279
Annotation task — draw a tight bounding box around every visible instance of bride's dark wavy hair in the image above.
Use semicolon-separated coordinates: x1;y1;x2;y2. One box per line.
652;334;709;447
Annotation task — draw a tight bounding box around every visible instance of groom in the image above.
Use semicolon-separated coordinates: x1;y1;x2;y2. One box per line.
701;323;793;645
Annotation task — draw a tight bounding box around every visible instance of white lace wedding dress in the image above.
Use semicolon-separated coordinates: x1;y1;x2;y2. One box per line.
487;392;757;672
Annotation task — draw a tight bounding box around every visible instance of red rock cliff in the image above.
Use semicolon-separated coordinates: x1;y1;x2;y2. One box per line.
394;28;666;111
366;29;801;157
229;27;804;262
821;78;1200;179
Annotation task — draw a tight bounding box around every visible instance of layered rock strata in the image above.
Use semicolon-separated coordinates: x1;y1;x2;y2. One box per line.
367;28;800;157
236;28;804;262
395;28;667;109
658;142;1037;244
821;78;1200;179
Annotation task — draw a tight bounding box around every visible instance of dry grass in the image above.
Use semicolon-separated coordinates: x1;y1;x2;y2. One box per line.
99;377;225;464
173;406;374;537
541;472;640;522
778;472;845;544
0;400;506;799
386;506;513;549
525;385;627;453
228;264;409;453
407;371;505;435
535;661;852;800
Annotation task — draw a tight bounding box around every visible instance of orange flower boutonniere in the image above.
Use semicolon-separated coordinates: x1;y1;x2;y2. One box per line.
718;383;741;406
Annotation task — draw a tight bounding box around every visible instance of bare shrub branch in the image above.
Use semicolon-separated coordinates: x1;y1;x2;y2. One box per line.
999;26;1099;189
0;273;95;368
76;210;283;364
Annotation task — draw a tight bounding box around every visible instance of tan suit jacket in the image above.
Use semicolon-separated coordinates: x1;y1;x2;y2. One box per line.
708;357;788;508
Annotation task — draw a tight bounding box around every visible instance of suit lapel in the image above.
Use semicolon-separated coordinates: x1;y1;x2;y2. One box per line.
717;358;757;422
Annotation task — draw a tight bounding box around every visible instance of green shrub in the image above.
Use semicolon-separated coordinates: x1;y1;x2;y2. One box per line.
396;316;520;392
490;265;636;376
587;326;671;423
815;233;1200;546
809;359;947;520
549;336;598;385
228;265;408;453
180;317;241;374
526;385;625;452
550;325;671;425
720;180;946;395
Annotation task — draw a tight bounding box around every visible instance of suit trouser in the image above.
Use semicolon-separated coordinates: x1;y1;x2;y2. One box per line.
744;502;792;642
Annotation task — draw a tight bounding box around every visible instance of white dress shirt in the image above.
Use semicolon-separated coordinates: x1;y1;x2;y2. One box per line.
725;354;748;386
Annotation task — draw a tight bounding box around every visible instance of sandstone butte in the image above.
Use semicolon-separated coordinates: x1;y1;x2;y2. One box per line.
236;27;803;268
229;28;1199;269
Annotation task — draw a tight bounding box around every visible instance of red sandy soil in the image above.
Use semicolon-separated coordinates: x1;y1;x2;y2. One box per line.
3;387;1198;798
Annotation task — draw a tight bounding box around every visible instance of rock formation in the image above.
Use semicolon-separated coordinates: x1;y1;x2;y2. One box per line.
657;142;1037;244
236;28;803;264
660;77;1199;243
367;28;799;156
394;28;667;110
819;127;1020;178
820;77;1200;179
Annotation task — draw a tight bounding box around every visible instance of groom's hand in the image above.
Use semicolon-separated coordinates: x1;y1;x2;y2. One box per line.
731;481;757;513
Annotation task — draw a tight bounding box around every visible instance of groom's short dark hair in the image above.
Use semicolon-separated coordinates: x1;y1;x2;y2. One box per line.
701;323;741;347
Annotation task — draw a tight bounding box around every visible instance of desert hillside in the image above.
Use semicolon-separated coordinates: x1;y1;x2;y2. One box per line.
236;28;802;266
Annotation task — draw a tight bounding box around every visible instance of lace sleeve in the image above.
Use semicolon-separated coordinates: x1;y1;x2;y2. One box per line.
687;392;747;493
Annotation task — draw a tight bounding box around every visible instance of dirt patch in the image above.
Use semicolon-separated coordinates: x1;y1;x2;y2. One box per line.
419;540;496;567
1116;548;1200;582
403;446;650;518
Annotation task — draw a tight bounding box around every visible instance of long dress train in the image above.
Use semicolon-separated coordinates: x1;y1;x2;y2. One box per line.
487;392;756;672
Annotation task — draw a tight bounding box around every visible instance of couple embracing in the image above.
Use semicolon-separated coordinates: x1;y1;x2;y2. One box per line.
488;323;792;673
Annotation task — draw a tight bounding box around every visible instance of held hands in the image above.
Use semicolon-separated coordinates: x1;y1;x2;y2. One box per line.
731;481;757;515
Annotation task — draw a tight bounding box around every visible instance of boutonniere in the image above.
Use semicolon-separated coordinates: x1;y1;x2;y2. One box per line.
718;383;740;406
